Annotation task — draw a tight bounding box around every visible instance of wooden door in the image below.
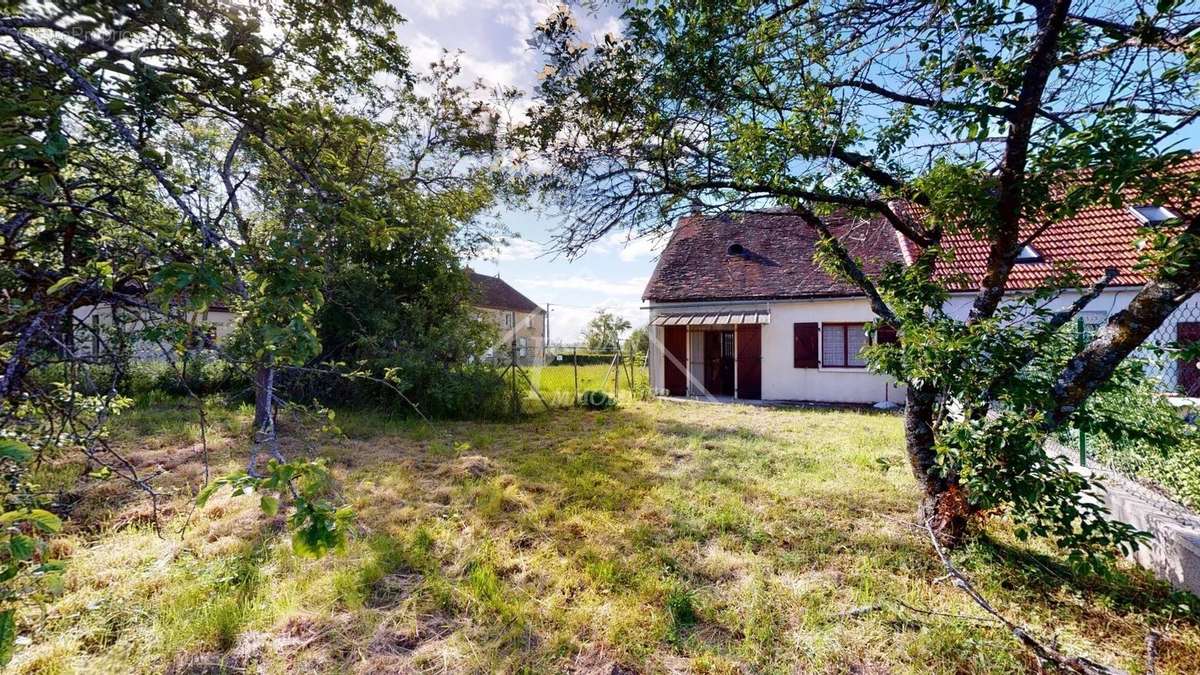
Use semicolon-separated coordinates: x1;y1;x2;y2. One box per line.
719;331;735;395
1178;322;1200;396
703;331;723;395
663;325;687;396
736;324;762;399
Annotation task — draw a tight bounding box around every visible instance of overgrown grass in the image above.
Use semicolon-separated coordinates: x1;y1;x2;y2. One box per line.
14;400;1200;673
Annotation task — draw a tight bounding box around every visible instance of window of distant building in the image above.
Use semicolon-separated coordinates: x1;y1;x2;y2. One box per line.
1015;244;1042;263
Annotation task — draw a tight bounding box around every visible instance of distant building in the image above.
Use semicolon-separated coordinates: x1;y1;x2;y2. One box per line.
467;269;546;365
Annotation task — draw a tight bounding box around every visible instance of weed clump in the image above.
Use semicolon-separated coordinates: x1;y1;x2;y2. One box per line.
579;390;616;410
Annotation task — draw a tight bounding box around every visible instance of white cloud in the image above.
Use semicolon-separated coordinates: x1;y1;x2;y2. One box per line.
412;0;468;19
516;274;649;298
595;232;667;262
547;299;648;345
406;32;522;89
469;237;546;265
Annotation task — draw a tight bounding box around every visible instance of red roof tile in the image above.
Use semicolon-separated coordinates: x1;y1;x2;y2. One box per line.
900;153;1200;290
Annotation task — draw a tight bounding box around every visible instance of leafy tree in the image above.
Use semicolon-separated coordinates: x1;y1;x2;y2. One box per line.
522;0;1200;560
583;310;632;352
0;0;509;648
627;325;650;357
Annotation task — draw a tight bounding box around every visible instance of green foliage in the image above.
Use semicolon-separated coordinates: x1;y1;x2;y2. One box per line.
583;311;632;353
0;439;66;666
196;459;354;558
579;390;617;410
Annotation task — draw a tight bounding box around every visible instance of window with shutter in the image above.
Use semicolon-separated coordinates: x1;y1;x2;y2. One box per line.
793;322;819;368
847;327;868;367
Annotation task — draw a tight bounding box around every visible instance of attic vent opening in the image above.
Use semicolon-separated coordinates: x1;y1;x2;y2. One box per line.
727;243;745;256
1129;205;1179;226
1014;244;1042;263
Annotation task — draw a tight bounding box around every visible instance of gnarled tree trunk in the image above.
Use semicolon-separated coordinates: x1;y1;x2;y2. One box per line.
905;382;972;546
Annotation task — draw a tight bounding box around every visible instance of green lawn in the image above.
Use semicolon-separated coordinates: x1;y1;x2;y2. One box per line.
525;362;650;407
14;399;1200;673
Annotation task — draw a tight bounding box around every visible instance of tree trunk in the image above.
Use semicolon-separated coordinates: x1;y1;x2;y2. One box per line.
252;366;273;442
904;382;971;546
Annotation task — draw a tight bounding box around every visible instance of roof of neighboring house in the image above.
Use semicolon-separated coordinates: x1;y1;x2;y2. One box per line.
646;155;1200;302
467;270;542;313
899;153;1200;291
642;210;905;302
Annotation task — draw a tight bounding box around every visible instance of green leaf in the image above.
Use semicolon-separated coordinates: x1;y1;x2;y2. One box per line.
46;275;77;295
195;482;221;507
8;535;35;561
0;440;31;463
25;509;61;533
0;609;15;666
260;494;279;516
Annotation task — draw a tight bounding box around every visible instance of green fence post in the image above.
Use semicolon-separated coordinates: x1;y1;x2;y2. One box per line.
1075;316;1087;466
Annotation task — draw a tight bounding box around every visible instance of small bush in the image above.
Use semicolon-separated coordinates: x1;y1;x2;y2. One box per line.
579;390;616;410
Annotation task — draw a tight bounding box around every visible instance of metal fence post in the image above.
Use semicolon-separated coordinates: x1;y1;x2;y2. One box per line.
615;348;621;399
573;346;578;405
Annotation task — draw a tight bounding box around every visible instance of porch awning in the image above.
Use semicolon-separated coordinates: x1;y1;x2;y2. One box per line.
652;309;770;326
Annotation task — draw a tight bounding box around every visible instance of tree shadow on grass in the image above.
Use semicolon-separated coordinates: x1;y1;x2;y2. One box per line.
964;532;1200;625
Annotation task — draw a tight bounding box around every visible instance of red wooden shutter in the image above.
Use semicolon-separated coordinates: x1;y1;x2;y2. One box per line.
877;325;898;345
793;322;819;368
1178;322;1200;396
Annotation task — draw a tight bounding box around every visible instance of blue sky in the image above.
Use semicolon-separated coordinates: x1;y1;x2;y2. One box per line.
389;0;657;344
389;1;1200;344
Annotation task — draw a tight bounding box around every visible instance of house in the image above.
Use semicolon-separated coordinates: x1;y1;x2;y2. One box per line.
74;269;547;366
467;269;546;365
72;302;237;360
645;182;1200;404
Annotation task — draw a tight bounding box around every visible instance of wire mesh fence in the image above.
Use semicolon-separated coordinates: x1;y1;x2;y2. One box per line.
1059;305;1200;512
491;342;651;413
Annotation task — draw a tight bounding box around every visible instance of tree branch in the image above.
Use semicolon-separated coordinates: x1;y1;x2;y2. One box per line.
969;0;1073;322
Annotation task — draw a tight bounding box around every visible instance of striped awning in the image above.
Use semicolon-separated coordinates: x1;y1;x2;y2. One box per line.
652;310;770;326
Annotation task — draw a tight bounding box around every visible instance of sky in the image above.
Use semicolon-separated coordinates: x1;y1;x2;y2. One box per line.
388;0;658;345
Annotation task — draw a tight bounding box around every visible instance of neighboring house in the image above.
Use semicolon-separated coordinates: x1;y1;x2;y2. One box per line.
645;168;1200;404
71;302;237;360
467;269;546;366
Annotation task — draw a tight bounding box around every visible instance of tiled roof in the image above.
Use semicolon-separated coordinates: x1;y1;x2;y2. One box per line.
900;153;1200;290
642;210;904;302
646;155;1200;301
467;270;542;313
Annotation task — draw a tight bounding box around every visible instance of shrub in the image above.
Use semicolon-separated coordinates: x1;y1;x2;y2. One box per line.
151;352;246;397
579;390;616;410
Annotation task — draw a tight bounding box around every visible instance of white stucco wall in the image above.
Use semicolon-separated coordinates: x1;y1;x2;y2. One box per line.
648;287;1200;404
647;298;903;404
943;288;1200;393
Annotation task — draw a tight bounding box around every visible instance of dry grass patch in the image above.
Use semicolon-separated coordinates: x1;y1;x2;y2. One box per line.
10;399;1200;673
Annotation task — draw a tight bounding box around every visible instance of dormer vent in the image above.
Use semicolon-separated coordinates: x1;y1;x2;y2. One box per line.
727;243;745;256
1014;244;1042;263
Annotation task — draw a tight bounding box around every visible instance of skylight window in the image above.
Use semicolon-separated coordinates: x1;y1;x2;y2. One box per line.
1129;205;1179;226
1015;244;1042;263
